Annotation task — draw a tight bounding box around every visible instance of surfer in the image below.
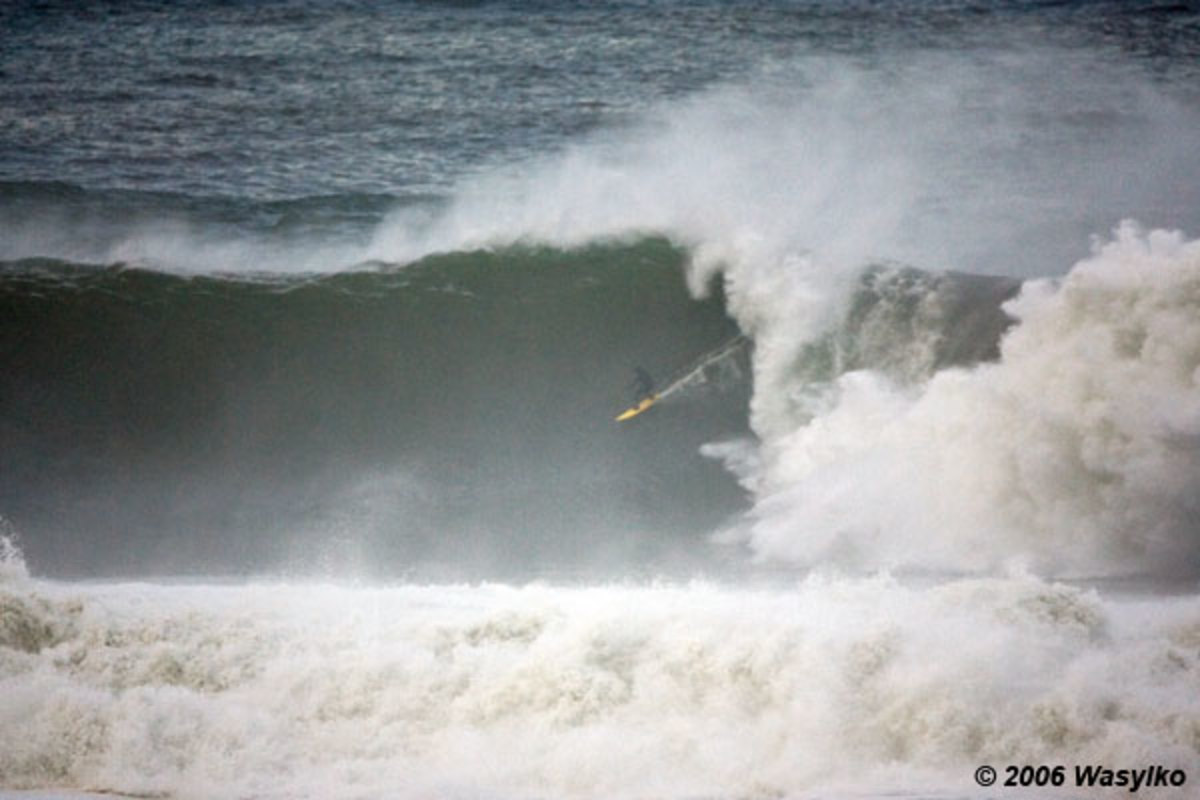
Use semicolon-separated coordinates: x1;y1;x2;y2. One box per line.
630;366;655;403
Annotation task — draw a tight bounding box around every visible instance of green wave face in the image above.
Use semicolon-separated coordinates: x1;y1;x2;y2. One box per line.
0;241;749;579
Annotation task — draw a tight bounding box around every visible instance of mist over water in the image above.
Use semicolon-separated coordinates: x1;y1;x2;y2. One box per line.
371;47;1200;280
2;1;1200;798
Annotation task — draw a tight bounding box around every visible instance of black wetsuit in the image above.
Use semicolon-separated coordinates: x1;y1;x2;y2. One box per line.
630;367;655;402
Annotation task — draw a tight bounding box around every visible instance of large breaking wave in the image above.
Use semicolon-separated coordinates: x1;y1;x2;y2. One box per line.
3;29;1200;800
5;46;1200;582
357;50;1200;581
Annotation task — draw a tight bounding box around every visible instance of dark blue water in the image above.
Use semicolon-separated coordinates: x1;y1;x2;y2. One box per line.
3;1;1197;201
1;0;766;199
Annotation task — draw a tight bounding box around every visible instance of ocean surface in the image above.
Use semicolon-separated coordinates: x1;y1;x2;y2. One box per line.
2;0;1199;797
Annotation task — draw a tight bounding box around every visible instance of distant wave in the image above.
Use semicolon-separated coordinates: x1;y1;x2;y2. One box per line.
0;180;416;274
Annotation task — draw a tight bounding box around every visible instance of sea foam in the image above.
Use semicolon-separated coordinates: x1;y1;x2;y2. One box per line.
0;576;1197;798
734;224;1200;576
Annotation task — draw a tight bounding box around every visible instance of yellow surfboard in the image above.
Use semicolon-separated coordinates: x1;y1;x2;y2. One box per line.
615;394;659;422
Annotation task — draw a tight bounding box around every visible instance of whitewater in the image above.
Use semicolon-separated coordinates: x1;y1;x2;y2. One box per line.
3;1;1200;798
2;545;1198;799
